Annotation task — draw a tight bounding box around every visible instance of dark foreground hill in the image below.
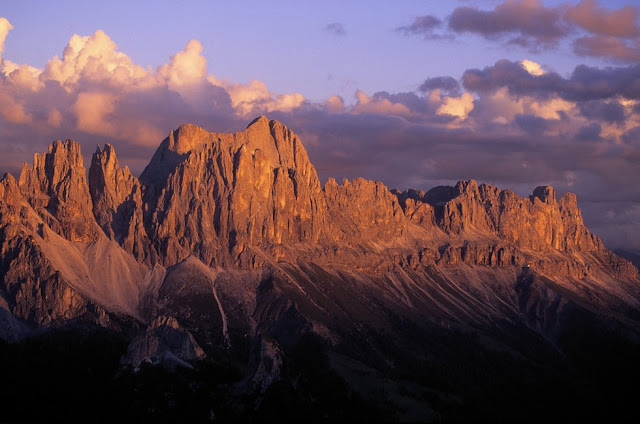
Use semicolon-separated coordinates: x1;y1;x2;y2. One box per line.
1;117;639;422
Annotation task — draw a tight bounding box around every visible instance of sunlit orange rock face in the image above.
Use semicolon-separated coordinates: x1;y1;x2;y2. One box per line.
0;117;638;410
1;116;636;325
397;179;602;253
80;115;618;273
18;140;101;243
136;117;328;266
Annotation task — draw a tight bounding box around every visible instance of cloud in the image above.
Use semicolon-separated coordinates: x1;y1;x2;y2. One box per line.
419;76;461;95
0;21;310;151
573;36;640;63
352;90;411;116
566;0;639;37
622;126;640;145
462;59;564;97
448;0;566;46
158;39;207;90
403;1;640;62
521;59;545;76
41;29;149;90
575;122;602;141
514;113;552;135
324;22;346;36
72;91;117;135
436;92;475;119
223;79;305;115
47;109;63;128
579;99;626;123
0;89;31;124
397;15;444;39
462;59;640;101
0;17;12;59
325;95;345;113
371;91;435;115
528;97;573;120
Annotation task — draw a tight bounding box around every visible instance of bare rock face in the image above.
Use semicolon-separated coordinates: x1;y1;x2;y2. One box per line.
396;180;603;254
244;335;283;393
1;116;640;422
558;192;602;252
0;173;93;325
141;117;327;266
123;314;205;370
18;140;99;242
324;177;406;243
2;164;147;328
153;256;226;349
89;144;156;265
393;188;435;228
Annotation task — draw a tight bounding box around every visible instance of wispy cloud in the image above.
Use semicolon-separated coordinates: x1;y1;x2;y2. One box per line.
396;15;447;39
324;22;346;37
448;0;567;46
566;0;639;37
400;1;640;62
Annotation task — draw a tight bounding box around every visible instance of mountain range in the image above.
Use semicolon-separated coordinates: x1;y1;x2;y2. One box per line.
1;116;639;422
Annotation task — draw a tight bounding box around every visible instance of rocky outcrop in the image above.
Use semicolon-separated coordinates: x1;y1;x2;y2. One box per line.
1;117;640;422
395;180;604;254
89;144;156;265
123;315;205;370
393;188;436;228
0;173;92;325
558;192;602;252
18;140;100;242
0;117;636;347
324;177;406;243
243;335;283;393
140;117;327;266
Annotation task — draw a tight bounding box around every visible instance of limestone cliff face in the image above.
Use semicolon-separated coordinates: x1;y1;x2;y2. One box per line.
558;192;602;252
3;118;640;422
0;116;637;339
396;180;603;253
18;140;99;242
393;188;435;228
89;144;156;265
123;314;205;369
324;177;406;243
140;117;327;266
0;174;99;325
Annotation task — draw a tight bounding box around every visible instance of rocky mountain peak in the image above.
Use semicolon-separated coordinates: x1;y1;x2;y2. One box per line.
138;119;327;266
0;173;24;222
246;115;270;130
89;144;137;233
89;144;154;264
324;177;406;243
455;179;479;196
1;117;638;422
532;185;556;204
169;123;214;155
18;139;99;242
0;172;18;191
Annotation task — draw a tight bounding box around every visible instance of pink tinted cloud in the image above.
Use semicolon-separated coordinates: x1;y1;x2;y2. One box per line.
574;36;640;62
0;17;13;59
406;1;640;62
566;0;639;38
448;0;567;46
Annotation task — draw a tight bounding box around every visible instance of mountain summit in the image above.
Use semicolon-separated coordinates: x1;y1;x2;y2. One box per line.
1;117;639;422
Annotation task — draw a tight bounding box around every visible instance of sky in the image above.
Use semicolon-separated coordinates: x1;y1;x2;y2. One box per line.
1;0;640;249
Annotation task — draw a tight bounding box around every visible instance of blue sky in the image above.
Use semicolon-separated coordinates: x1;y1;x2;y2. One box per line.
1;0;624;101
1;0;640;249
